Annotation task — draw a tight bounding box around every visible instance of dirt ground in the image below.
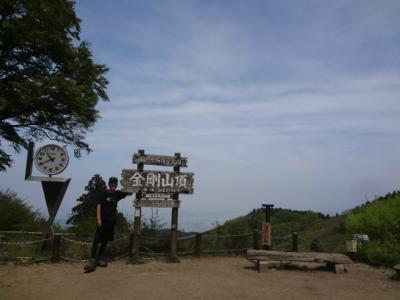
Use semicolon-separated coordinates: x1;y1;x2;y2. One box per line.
0;256;399;300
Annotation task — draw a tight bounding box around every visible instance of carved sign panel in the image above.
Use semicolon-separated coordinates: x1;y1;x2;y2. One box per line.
132;153;187;167
121;169;194;194
262;222;271;246
135;199;180;208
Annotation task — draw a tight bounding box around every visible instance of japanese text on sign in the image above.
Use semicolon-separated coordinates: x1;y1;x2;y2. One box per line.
121;169;194;194
132;154;187;167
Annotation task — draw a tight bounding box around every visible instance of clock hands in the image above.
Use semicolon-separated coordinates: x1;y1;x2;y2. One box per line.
40;153;55;164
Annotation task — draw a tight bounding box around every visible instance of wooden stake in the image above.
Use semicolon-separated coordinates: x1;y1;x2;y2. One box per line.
51;234;61;262
170;153;180;261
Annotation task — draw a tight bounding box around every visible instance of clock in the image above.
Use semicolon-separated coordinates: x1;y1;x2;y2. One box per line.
34;144;69;175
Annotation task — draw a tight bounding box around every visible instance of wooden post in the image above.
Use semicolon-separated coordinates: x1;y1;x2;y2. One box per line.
195;233;202;257
51;234;61;262
170;206;178;260
132;149;144;258
292;232;298;252
253;229;260;250
262;204;274;250
170;153;180;261
132;206;141;257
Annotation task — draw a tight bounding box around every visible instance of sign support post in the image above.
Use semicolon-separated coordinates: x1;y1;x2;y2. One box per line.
170;153;180;261
261;204;274;250
132;150;144;258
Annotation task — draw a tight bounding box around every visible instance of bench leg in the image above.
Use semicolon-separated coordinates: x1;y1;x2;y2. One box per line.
334;264;346;273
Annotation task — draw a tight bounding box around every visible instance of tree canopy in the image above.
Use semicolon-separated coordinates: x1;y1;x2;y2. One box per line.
67;174;106;226
67;174;130;235
0;0;109;171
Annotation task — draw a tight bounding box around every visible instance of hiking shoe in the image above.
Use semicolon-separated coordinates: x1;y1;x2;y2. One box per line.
96;258;108;267
84;258;96;272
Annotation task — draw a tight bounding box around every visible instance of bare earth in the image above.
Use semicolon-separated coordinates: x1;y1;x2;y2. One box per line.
0;256;399;300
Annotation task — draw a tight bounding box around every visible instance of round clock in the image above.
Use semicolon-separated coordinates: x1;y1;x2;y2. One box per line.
34;144;69;175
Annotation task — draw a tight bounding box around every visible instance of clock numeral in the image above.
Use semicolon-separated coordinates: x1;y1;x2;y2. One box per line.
60;153;64;157
50;146;55;150
55;167;59;171
48;168;53;172
61;158;65;162
38;156;43;160
59;163;64;167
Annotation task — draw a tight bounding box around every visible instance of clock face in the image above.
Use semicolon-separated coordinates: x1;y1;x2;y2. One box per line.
34;144;69;175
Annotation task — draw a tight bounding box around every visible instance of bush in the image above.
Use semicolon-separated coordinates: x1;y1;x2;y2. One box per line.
0;189;45;231
354;241;400;267
345;193;400;267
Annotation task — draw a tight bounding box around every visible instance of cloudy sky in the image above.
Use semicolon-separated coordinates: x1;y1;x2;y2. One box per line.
1;0;400;231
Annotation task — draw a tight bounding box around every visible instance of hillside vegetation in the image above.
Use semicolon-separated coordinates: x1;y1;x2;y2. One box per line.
1;187;399;267
345;191;400;266
0;190;45;231
211;191;400;267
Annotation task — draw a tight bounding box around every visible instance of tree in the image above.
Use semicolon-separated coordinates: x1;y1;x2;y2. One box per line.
141;209;166;236
0;0;109;171
67;174;106;226
67;174;130;235
0;188;45;230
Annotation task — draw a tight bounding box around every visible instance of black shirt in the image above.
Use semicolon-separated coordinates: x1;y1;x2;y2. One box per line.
97;190;128;223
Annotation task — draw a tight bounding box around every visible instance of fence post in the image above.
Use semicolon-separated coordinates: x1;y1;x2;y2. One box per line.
253;230;259;250
129;232;134;255
292;232;298;252
52;234;61;262
195;233;202;257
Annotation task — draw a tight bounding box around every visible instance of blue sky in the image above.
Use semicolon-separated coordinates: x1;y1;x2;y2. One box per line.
1;0;400;231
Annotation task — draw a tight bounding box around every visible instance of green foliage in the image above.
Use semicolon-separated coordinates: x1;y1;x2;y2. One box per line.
0;0;109;170
345;192;400;267
345;194;400;242
66;174;130;236
0;189;45;230
67;174;106;226
309;238;322;252
355;241;400;267
141;209;166;236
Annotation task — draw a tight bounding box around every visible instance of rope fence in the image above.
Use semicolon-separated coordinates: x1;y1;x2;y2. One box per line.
0;230;302;261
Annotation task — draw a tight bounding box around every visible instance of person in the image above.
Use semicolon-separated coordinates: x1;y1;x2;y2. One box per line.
84;176;132;272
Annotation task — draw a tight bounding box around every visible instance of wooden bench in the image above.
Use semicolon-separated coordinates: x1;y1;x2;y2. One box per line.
247;250;352;273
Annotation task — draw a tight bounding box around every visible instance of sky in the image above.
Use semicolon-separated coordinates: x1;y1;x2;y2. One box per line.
1;0;400;232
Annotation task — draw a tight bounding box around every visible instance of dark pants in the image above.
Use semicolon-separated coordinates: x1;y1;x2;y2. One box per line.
91;220;115;259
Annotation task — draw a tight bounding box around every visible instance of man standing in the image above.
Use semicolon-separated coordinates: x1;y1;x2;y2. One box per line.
84;177;131;272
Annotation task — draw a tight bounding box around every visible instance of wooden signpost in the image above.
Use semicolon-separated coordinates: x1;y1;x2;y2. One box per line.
261;204;274;250
121;149;194;261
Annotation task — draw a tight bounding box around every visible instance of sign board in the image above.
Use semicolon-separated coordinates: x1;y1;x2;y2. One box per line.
135;199;180;208
262;222;271;246
121;169;194;194
144;193;172;200
133;153;187;167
